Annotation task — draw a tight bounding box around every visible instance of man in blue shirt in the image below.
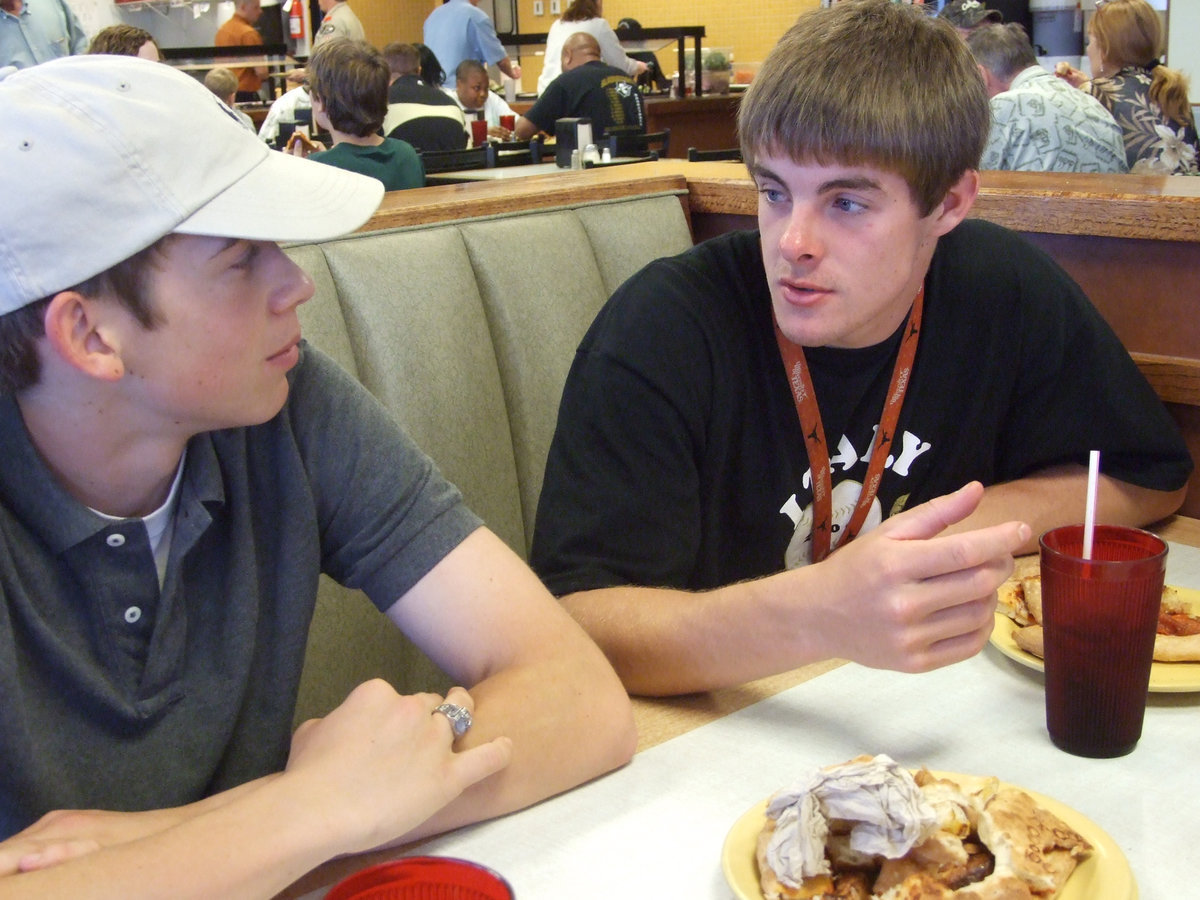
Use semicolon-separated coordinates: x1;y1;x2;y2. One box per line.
0;0;86;68
423;0;519;87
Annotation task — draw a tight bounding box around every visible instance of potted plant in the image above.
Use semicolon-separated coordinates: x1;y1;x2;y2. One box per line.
701;50;731;95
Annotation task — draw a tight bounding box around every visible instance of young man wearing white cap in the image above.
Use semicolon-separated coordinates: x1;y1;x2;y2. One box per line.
0;55;634;897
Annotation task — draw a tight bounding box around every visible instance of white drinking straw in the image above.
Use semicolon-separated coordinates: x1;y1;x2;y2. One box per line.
1082;450;1100;560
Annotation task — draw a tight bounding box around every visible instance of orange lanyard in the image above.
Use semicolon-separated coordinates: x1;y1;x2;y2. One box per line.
774;286;924;563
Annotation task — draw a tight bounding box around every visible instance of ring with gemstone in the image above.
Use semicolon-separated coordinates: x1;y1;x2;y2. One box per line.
432;702;473;738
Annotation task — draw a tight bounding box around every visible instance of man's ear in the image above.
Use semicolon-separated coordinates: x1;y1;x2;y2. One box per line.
42;291;126;382
928;168;980;239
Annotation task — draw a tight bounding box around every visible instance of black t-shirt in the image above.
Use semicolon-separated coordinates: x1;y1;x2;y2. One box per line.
524;60;645;138
530;220;1192;595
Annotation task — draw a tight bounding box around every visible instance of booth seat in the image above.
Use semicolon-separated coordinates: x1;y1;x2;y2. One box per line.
285;190;694;723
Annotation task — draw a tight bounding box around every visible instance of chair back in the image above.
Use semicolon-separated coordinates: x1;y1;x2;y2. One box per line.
488;138;552;168
606;128;670;160
420;143;496;174
687;146;742;163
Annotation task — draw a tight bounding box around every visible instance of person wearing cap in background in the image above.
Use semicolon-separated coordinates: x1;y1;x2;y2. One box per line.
446;58;517;141
0;55;634;897
215;0;269;102
0;0;86;69
423;0;520;87
529;0;1190;698
939;0;1001;38
967;22;1127;173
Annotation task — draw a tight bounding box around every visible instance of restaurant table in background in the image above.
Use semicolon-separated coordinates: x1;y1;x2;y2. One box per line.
283;515;1200;899
425;159;649;185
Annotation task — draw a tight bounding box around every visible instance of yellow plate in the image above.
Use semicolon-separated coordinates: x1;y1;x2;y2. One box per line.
721;776;1136;900
990;582;1200;693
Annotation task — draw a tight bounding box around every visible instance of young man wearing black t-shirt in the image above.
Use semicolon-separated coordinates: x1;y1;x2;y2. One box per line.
530;0;1191;697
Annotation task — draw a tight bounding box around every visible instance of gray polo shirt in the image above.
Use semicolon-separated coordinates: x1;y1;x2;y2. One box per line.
0;344;480;837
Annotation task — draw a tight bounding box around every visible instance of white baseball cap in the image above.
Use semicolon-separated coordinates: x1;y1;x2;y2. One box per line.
0;55;384;315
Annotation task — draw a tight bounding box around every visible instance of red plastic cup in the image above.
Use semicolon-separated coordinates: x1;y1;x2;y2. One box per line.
470;118;488;146
1040;524;1166;758
326;856;514;900
499;114;516;132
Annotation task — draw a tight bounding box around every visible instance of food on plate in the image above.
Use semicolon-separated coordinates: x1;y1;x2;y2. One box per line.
997;567;1200;663
756;755;1091;899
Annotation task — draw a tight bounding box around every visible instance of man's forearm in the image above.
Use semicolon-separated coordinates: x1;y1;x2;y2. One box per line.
947;465;1186;553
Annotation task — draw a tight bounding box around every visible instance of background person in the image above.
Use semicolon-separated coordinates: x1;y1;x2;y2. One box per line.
381;40;466;153
204;65;260;132
312;0;364;48
535;0;646;96
423;0;519;87
291;39;426;191
0;0;86;69
1055;0;1197;174
215;0;268;102
967;23;1126;173
529;0;1191;698
0;53;634;896
514;32;643;143
447;58;517;141
87;24;159;60
938;0;1001;39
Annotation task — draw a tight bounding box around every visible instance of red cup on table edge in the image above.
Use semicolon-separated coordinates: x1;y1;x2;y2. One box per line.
499;113;516;133
470;118;489;146
326;856;514;900
1040;524;1166;759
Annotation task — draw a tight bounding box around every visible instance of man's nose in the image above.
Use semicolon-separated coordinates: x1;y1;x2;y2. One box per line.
778;207;822;262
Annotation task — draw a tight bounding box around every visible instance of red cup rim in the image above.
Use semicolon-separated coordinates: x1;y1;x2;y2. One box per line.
1039;524;1166;566
326;856;513;900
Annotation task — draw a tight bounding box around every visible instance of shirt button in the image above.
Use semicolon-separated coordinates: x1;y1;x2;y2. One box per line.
124;607;142;624
106;533;126;548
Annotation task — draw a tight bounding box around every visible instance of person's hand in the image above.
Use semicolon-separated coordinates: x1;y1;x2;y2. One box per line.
634;60;649;77
283;681;513;856
1054;61;1088;88
810;482;1029;673
0;807;183;875
487;125;514;141
286;131;325;158
509;63;522;80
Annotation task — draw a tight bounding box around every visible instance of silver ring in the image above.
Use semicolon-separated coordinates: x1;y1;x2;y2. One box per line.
433;702;472;739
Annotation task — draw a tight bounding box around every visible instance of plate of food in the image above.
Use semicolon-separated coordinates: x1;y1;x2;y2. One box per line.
991;558;1200;692
721;755;1135;900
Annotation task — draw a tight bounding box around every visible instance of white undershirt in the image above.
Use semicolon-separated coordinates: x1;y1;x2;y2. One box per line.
89;451;186;588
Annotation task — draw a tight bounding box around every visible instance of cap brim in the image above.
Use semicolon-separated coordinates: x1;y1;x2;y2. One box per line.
175;148;385;243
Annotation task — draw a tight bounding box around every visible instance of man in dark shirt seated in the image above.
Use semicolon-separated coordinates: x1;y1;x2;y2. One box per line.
529;0;1191;698
381;41;466;152
514;32;644;143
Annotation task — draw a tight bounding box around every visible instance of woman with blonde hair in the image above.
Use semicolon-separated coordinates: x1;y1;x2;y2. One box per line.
1056;0;1197;174
536;0;646;95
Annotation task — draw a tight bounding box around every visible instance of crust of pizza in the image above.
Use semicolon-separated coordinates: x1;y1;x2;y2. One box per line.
999;574;1200;662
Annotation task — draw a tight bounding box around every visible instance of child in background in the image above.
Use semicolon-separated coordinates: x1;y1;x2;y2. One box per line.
203;66;259;133
292;38;425;191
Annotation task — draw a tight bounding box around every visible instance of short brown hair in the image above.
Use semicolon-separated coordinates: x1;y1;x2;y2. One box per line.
562;0;601;23
382;42;420;78
308;39;389;137
738;0;988;216
88;24;157;57
0;241;167;395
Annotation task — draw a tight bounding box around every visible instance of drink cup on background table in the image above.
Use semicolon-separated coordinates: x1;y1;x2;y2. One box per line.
500;114;516;133
470;118;489;147
326;856;514;900
1040;524;1167;758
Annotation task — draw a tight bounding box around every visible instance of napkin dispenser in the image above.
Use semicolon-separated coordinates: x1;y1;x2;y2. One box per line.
555;117;593;168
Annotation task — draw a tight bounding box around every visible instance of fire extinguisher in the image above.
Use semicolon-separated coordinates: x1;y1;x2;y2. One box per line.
288;0;304;40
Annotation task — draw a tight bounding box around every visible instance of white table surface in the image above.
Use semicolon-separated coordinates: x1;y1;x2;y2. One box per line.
305;542;1200;899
